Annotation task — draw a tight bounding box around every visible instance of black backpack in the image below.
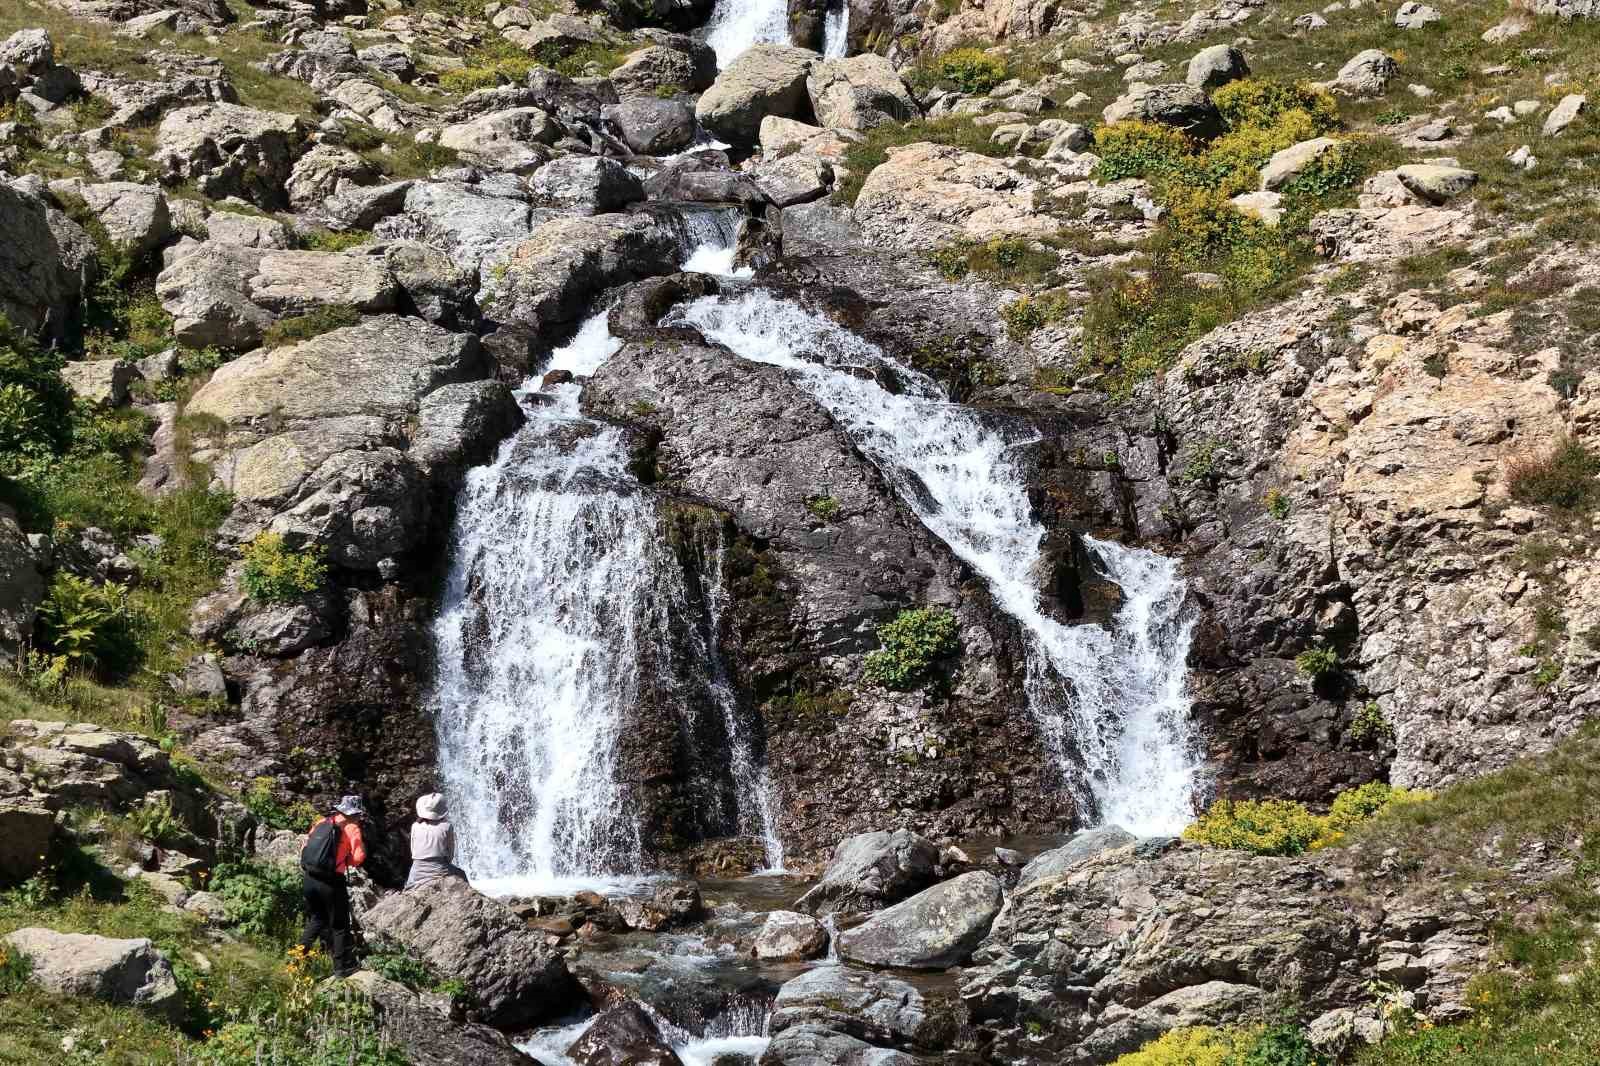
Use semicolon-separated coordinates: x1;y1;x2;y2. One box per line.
300;817;341;878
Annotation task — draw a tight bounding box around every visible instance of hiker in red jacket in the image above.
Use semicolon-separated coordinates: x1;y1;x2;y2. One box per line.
299;795;368;977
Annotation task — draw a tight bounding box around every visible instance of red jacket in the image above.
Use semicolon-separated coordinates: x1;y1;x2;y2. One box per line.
306;814;366;874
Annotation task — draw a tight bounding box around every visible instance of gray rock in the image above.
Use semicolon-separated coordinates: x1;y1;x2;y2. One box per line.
1102;83;1224;139
322;180;413;231
343;971;538;1066
604;96;697;155
1294;12;1330;29
357;43;417;83
1544;93;1585;136
60;359;138;407
767;966;960;1050
836;871;1003;969
696;44;818;144
484;213;677;337
371;181;537;273
1259;135;1340;190
362;876;578;1028
1394;2;1441;27
1330;49;1397;96
0;182;83;340
172;652;227;699
438;108;560;174
1230;189;1285;226
643;162;766;205
152;103;304;208
285;143;378;211
611;43;717;98
806;53;917;131
48;180;172;256
383;240;478;328
566;1001;684;1066
154;242;272;349
759;1024;930;1066
530;156;645;214
2;929;182;1021
227;596;335;657
753;910;829;960
0;800;54;884
750;154;833;207
205;210;293;249
1396;163;1478;203
795;829;940;915
1041;122;1091;158
1016;825;1137;889
1185;44;1249;90
411;381;525;481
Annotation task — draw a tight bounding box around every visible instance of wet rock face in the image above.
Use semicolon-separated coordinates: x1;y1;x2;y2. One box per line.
836;871;1004;970
767;965;966;1053
566;1002;685;1066
793;829;939;915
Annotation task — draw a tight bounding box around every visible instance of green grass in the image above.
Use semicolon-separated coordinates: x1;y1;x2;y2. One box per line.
261;306;361;349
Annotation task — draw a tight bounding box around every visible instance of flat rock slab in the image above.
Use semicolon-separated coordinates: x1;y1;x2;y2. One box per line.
836;871;1003;970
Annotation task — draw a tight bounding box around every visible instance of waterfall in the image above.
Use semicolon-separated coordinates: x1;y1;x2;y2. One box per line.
822;1;850;59
673;292;1203;835
703;0;791;68
430;314;653;894
673;207;752;279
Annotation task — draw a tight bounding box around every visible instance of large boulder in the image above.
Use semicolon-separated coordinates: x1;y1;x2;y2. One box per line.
4;720;188;812
0;800;54;885
604;95;697;155
285;144;379;211
767;965;962;1051
753;910;829;960
0;182;83;340
1259;136;1340;191
610;42;717;98
760;1024;933;1065
371;179;541;273
47;180;172;257
1015;825;1136;889
0;505;45;655
152;103;303;207
60;359;139;407
438;107;561;173
185;316;513;568
565;1001;684;1066
362;876;579;1028
1327;49;1398;96
2;929;182;1021
852;143;1061;250
836;871;1004;969
1102;83;1224;139
695;44;818;143
530;156;645;214
342;971;538;1066
483;213;678;336
795;829;940;915
1396;164;1478;204
805;54;917;131
1185;44;1249;90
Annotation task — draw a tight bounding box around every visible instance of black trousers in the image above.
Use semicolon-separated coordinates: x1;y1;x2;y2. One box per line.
300;873;357;975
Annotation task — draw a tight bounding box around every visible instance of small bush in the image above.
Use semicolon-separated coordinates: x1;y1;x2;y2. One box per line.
297;229;371;252
1111;1026;1244;1066
244;777;316;831
35;573;133;669
930;237;1057;285
1212;79;1340;134
1001;292;1072;338
1323;782;1429;838
209;859;303;942
805;495;841;521
1295;645;1340;679
1183;798;1326;856
1505;436;1600;512
863;606;961;690
1264;488;1291;519
1236;1024;1323;1066
261;305;361;349
939;48;1007;94
240;533;327;602
1348;701;1394;746
0;941;34;996
1094;121;1196;182
0;317;73;473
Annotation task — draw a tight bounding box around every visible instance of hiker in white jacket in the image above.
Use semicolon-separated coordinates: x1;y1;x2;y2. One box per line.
406;793;465;889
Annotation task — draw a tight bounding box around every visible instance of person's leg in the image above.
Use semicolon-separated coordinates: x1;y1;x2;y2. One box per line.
300;877;329;955
329;880;357;976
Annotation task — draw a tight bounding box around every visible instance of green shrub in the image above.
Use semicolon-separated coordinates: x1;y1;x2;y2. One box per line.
1001;292;1072;338
130;796;186;847
1505;437;1600;512
1348;701;1394;746
0;318;72;472
240;533;327;602
297;229;371;252
261;305;361;349
243;777;316;832
939;47;1006;94
1264;488;1291;519
0;940;33;996
1094;121;1196;182
1212;80;1340;134
209;859;303;942
1323;782;1429;838
863;606;961;690
35;573;133;669
1295;645;1340;679
1111;1026;1245;1066
805;495;841;521
1183;798;1326;856
1236;1024;1324;1066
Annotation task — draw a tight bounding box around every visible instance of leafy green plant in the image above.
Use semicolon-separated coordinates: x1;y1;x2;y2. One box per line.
939;48;1007;94
0;939;33;996
1183;798;1326;856
1094;121;1196;182
35;573;132;669
0;317;72;473
1111;1025;1246;1065
240;533;327;602
1348;701;1394;746
1235;1024;1323;1066
130;796;186;848
805;495;841;521
863;606;961;691
209;859;303;942
243;777;316;832
1264;488;1291;519
1294;645;1340;679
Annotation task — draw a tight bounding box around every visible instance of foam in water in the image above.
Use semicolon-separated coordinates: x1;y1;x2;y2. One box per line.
822;1;850;59
521;1004;771;1066
677;208;753;280
674;292;1203;834
703;0;790;68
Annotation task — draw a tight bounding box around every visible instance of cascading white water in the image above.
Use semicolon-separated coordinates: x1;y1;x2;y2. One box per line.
822;1;850;59
431;314;653;894
674;292;1203;835
676;208;752;280
703;0;790;68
